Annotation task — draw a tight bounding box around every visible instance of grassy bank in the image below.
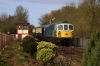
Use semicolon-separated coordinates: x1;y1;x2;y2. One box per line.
0;40;30;66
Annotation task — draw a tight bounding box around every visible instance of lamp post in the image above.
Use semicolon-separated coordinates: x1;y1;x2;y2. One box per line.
50;17;55;24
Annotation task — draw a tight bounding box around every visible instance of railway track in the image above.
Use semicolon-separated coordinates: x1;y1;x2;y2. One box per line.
57;45;84;64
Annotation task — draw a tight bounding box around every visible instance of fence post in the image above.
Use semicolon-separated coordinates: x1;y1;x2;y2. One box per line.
0;34;1;54
0;34;4;54
5;35;9;48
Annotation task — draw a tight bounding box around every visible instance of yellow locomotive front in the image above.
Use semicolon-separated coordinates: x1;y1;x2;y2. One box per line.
56;23;74;38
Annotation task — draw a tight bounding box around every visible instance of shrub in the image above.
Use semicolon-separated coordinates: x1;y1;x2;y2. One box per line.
36;41;58;63
22;35;37;56
82;30;100;66
37;41;57;51
36;48;56;63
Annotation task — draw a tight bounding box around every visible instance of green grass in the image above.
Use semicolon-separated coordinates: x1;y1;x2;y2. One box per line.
1;41;13;55
0;60;11;66
16;58;28;65
1;49;9;55
0;40;31;66
15;47;30;57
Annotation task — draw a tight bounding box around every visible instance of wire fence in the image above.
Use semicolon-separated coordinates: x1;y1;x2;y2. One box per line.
0;33;14;54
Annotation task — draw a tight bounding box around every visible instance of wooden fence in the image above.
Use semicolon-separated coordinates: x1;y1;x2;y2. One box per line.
0;34;14;54
73;38;90;48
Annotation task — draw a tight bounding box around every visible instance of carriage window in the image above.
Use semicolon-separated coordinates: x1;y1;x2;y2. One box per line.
69;25;73;30
58;25;63;30
64;25;68;30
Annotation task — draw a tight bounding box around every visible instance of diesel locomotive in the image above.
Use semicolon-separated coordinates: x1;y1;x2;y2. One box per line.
33;21;74;46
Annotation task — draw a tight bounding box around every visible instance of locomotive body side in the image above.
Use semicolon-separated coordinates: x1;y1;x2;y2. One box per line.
44;24;56;37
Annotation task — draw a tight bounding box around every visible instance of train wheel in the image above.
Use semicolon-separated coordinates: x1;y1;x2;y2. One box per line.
61;39;70;46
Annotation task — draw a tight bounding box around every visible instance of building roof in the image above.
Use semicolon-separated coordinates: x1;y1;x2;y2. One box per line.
16;20;30;25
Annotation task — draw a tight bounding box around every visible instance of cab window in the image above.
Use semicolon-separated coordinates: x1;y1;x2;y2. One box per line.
69;25;73;30
58;25;63;30
64;25;68;30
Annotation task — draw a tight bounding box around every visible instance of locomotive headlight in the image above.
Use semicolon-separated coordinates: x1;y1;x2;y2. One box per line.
66;33;68;35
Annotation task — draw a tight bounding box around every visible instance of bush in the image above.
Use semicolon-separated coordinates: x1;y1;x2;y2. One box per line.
82;30;100;66
36;41;58;63
22;35;37;56
36;48;56;63
37;41;57;51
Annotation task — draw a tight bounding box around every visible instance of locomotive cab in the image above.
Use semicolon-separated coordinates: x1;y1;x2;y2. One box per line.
55;23;74;38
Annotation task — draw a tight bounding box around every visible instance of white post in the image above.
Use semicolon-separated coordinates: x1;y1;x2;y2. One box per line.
50;17;55;24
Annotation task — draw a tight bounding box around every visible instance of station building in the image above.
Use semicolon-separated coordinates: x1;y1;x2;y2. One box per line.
16;20;30;40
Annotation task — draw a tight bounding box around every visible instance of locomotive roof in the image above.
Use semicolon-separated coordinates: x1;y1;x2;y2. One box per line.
36;24;49;28
35;21;71;28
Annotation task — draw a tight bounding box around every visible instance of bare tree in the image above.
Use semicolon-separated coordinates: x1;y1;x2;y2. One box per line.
14;5;29;22
0;13;8;24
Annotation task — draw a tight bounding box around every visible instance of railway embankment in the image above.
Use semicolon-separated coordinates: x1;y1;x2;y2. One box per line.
0;40;84;66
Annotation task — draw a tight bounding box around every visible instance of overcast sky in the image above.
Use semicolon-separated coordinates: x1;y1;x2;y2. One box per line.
0;0;81;27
